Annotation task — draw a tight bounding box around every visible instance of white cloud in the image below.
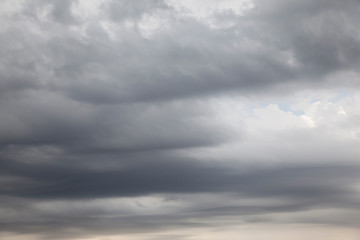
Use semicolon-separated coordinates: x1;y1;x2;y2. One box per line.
182;90;360;165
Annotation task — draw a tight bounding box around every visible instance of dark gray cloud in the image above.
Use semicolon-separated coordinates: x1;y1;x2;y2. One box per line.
1;155;359;238
251;0;360;75
1;155;359;200
2;0;360;104
1;0;360;239
0;160;359;238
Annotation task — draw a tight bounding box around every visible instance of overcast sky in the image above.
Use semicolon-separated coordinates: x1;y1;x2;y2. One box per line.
1;0;360;239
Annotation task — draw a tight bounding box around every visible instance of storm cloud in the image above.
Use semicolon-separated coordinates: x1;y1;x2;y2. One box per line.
1;0;360;239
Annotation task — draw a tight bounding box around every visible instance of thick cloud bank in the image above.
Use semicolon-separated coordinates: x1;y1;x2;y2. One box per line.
1;0;360;239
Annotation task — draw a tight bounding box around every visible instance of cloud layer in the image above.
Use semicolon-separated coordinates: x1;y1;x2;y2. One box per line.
1;0;360;239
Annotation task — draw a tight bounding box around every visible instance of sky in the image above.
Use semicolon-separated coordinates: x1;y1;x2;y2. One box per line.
1;0;360;239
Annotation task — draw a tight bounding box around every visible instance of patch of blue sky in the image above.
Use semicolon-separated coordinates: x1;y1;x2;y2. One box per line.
242;101;304;116
277;102;304;116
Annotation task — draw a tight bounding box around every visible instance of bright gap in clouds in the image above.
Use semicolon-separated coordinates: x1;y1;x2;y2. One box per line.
166;0;255;17
166;0;255;28
181;89;360;165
